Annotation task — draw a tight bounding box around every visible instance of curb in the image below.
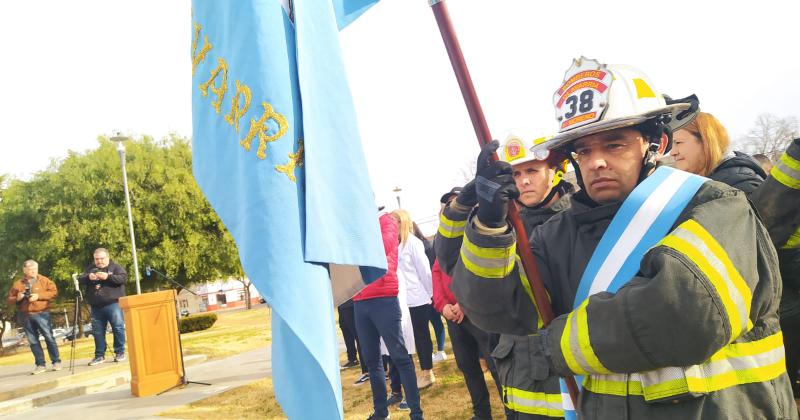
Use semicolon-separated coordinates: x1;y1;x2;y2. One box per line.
0;354;207;417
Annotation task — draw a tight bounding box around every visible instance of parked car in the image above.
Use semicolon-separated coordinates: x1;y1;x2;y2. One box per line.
180;309;190;317
63;324;93;342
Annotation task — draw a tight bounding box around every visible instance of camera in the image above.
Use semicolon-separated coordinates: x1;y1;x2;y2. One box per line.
22;283;31;299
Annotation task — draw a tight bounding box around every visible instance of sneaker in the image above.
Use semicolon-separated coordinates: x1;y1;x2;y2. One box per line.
386;392;403;406
114;353;127;362
398;400;410;411
52;362;62;371
354;373;370;385
417;369;435;389
31;365;47;375
432;351;447;362
88;356;105;366
366;413;390;420
341;360;359;369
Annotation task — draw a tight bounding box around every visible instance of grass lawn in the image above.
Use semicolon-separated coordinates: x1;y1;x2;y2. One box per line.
0;306;272;366
162;324;506;419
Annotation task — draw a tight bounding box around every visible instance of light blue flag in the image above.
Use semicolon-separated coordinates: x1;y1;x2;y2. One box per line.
190;0;383;418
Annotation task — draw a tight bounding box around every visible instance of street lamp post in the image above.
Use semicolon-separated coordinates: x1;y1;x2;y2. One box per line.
393;186;402;209
110;134;142;295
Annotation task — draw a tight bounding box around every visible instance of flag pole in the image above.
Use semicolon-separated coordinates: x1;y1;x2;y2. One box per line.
428;0;580;405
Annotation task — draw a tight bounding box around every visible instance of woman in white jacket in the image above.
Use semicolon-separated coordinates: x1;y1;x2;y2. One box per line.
392;209;436;389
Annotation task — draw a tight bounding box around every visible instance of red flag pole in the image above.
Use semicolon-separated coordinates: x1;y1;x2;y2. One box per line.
428;0;580;405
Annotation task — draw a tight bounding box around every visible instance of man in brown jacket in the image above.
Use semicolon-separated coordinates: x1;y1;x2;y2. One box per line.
6;260;61;374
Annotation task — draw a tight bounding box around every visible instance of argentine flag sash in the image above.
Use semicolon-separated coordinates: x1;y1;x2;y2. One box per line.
559;166;708;419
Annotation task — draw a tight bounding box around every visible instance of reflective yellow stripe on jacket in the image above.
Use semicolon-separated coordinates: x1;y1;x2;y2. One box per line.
438;212;467;239
583;332;786;402
782;225;800;249
560;298;612;376
771;150;800;190
460;233;516;278
659;219;753;340
504;386;564;417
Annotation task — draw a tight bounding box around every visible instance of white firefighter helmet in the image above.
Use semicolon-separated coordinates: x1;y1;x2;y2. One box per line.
498;129;554;165
546;57;698;152
499;130;568;189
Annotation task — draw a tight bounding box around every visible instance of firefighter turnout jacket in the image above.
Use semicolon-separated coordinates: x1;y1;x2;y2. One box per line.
436;193;572;419
443;179;797;419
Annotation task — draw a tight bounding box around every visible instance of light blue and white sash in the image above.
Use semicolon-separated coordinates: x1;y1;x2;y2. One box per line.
559;166;707;419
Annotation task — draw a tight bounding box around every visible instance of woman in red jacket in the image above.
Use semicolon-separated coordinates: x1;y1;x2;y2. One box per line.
353;213;424;420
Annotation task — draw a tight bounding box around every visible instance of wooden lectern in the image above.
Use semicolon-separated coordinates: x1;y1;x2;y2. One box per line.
119;290;183;397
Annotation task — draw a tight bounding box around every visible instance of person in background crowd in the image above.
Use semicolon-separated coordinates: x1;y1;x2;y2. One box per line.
433;188;503;420
5;260;61;375
671;111;766;195
338;297;363;371
78;248;127;366
412;221;448;362
392;209;436;389
353;213;423;420
380;233;417;410
752;153;773;174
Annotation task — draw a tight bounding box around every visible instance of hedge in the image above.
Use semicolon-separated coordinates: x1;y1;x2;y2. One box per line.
179;313;218;333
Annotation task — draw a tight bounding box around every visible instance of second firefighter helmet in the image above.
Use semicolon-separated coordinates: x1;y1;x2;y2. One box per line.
499;130;568;188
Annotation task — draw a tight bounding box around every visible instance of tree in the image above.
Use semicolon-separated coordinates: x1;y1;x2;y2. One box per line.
455;157;477;186
0;135;244;298
739;114;799;162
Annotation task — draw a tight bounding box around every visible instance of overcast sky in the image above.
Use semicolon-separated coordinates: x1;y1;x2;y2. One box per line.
2;0;799;234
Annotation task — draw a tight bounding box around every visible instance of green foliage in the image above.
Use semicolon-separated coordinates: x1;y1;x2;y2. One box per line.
179;312;218;333
0;135;243;298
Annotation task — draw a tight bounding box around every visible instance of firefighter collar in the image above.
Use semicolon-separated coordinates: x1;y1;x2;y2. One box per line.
553;57;613;132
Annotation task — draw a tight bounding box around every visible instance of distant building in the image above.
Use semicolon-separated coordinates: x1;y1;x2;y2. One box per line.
176;278;262;315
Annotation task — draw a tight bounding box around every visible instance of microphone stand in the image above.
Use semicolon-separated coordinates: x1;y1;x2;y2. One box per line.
145;266;211;391
69;274;83;374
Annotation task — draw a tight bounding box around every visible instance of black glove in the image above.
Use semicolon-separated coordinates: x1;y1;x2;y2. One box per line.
475;140;518;228
455;179;478;208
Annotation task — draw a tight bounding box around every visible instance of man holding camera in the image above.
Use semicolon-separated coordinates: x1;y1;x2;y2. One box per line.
5;260;61;375
78;248;127;366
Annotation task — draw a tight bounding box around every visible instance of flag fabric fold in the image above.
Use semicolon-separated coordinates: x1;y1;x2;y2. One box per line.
190;0;382;417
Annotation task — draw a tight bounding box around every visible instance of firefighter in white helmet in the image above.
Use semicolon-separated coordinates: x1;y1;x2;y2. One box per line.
439;57;797;419
437;130;574;418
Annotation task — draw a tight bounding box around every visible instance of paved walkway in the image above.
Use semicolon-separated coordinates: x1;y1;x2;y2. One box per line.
6;347;271;420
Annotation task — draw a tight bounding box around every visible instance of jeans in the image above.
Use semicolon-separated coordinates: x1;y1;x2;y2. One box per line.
90;302;126;357
23;311;61;367
355;297;423;420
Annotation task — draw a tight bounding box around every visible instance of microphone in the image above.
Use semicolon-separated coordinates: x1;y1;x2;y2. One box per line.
72;273;83;299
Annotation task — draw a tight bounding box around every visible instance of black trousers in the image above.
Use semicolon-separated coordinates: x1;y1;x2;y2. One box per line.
338;304;365;373
409;304;435;370
448;317;502;419
781;314;800;397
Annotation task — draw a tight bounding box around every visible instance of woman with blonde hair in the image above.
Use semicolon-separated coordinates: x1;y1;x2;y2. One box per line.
391;209;437;389
671;112;766;195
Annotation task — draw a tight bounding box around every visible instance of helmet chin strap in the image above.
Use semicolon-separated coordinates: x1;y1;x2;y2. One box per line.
637;115;673;184
518;179;565;210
